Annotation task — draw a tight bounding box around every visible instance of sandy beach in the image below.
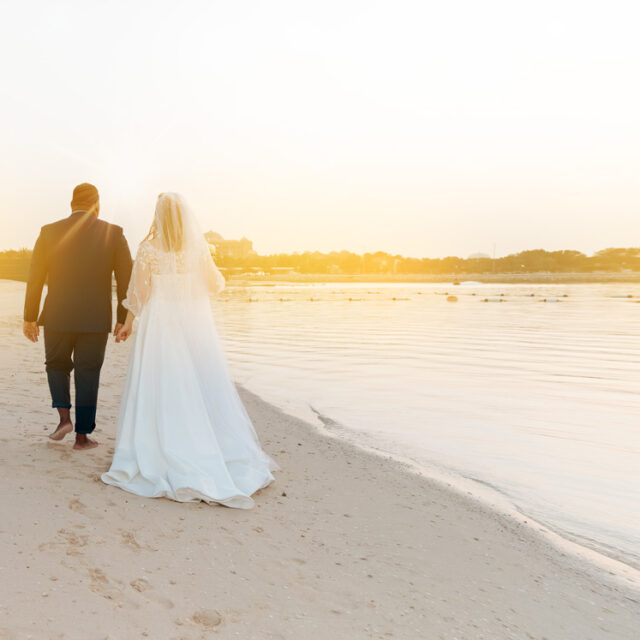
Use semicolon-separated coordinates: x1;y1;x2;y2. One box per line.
0;282;638;639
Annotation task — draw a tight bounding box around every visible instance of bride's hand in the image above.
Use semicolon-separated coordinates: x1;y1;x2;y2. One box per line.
115;311;135;343
115;321;133;343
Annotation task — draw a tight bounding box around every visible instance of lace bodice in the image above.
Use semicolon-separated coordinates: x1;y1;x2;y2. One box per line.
123;240;226;316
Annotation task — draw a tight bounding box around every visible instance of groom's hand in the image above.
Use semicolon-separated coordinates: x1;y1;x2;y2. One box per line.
23;321;39;342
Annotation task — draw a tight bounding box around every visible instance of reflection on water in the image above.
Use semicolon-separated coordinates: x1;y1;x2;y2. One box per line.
212;282;640;570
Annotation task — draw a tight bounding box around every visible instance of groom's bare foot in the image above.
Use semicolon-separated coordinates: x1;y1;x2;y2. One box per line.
48;420;73;441
73;434;99;450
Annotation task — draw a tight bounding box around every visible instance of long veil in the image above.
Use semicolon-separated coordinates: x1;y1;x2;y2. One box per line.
145;192;224;297
124;192;225;316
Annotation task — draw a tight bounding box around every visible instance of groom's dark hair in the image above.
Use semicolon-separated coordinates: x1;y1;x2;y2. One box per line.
71;183;100;216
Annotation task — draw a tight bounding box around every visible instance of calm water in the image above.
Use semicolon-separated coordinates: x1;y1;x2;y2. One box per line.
212;281;640;570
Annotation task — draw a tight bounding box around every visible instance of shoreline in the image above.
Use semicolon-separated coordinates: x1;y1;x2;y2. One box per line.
227;272;640;285
289;396;640;586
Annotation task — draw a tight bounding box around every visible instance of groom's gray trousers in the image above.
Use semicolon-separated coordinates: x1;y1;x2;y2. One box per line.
44;329;108;434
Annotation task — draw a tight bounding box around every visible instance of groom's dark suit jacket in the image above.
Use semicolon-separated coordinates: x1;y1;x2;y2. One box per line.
24;212;133;333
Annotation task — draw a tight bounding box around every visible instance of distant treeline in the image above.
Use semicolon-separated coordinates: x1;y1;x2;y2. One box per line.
218;247;640;275
0;249;31;281
2;247;640;282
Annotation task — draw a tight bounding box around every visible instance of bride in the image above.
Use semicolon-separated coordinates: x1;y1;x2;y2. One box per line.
101;193;279;508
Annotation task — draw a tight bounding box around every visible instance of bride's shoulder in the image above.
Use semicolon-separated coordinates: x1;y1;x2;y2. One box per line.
135;239;159;262
139;238;159;252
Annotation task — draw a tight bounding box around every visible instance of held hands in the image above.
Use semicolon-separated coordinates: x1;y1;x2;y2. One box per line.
115;320;133;343
23;321;39;342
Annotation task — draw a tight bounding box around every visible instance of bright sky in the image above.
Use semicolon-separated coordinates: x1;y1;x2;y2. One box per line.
0;0;638;258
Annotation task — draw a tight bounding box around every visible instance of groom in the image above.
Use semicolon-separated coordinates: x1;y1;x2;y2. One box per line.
23;183;133;450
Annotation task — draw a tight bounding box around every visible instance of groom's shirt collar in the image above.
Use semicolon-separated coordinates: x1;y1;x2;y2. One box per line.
71;210;88;215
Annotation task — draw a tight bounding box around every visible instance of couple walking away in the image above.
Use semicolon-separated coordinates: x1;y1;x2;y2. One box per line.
23;184;278;509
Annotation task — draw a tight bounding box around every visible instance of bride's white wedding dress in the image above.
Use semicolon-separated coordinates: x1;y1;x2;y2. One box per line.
101;200;278;509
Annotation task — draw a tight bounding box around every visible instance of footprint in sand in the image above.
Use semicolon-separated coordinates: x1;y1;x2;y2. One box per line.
130;577;151;592
38;528;88;556
47;443;72;460
88;568;125;602
68;498;103;521
120;530;158;552
184;610;223;629
129;577;174;609
121;530;143;549
68;498;88;514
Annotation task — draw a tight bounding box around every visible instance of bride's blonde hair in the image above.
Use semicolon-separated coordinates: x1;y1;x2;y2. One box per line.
144;192;185;252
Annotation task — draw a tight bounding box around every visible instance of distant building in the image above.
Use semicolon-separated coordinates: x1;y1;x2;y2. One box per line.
205;231;256;260
468;252;491;259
